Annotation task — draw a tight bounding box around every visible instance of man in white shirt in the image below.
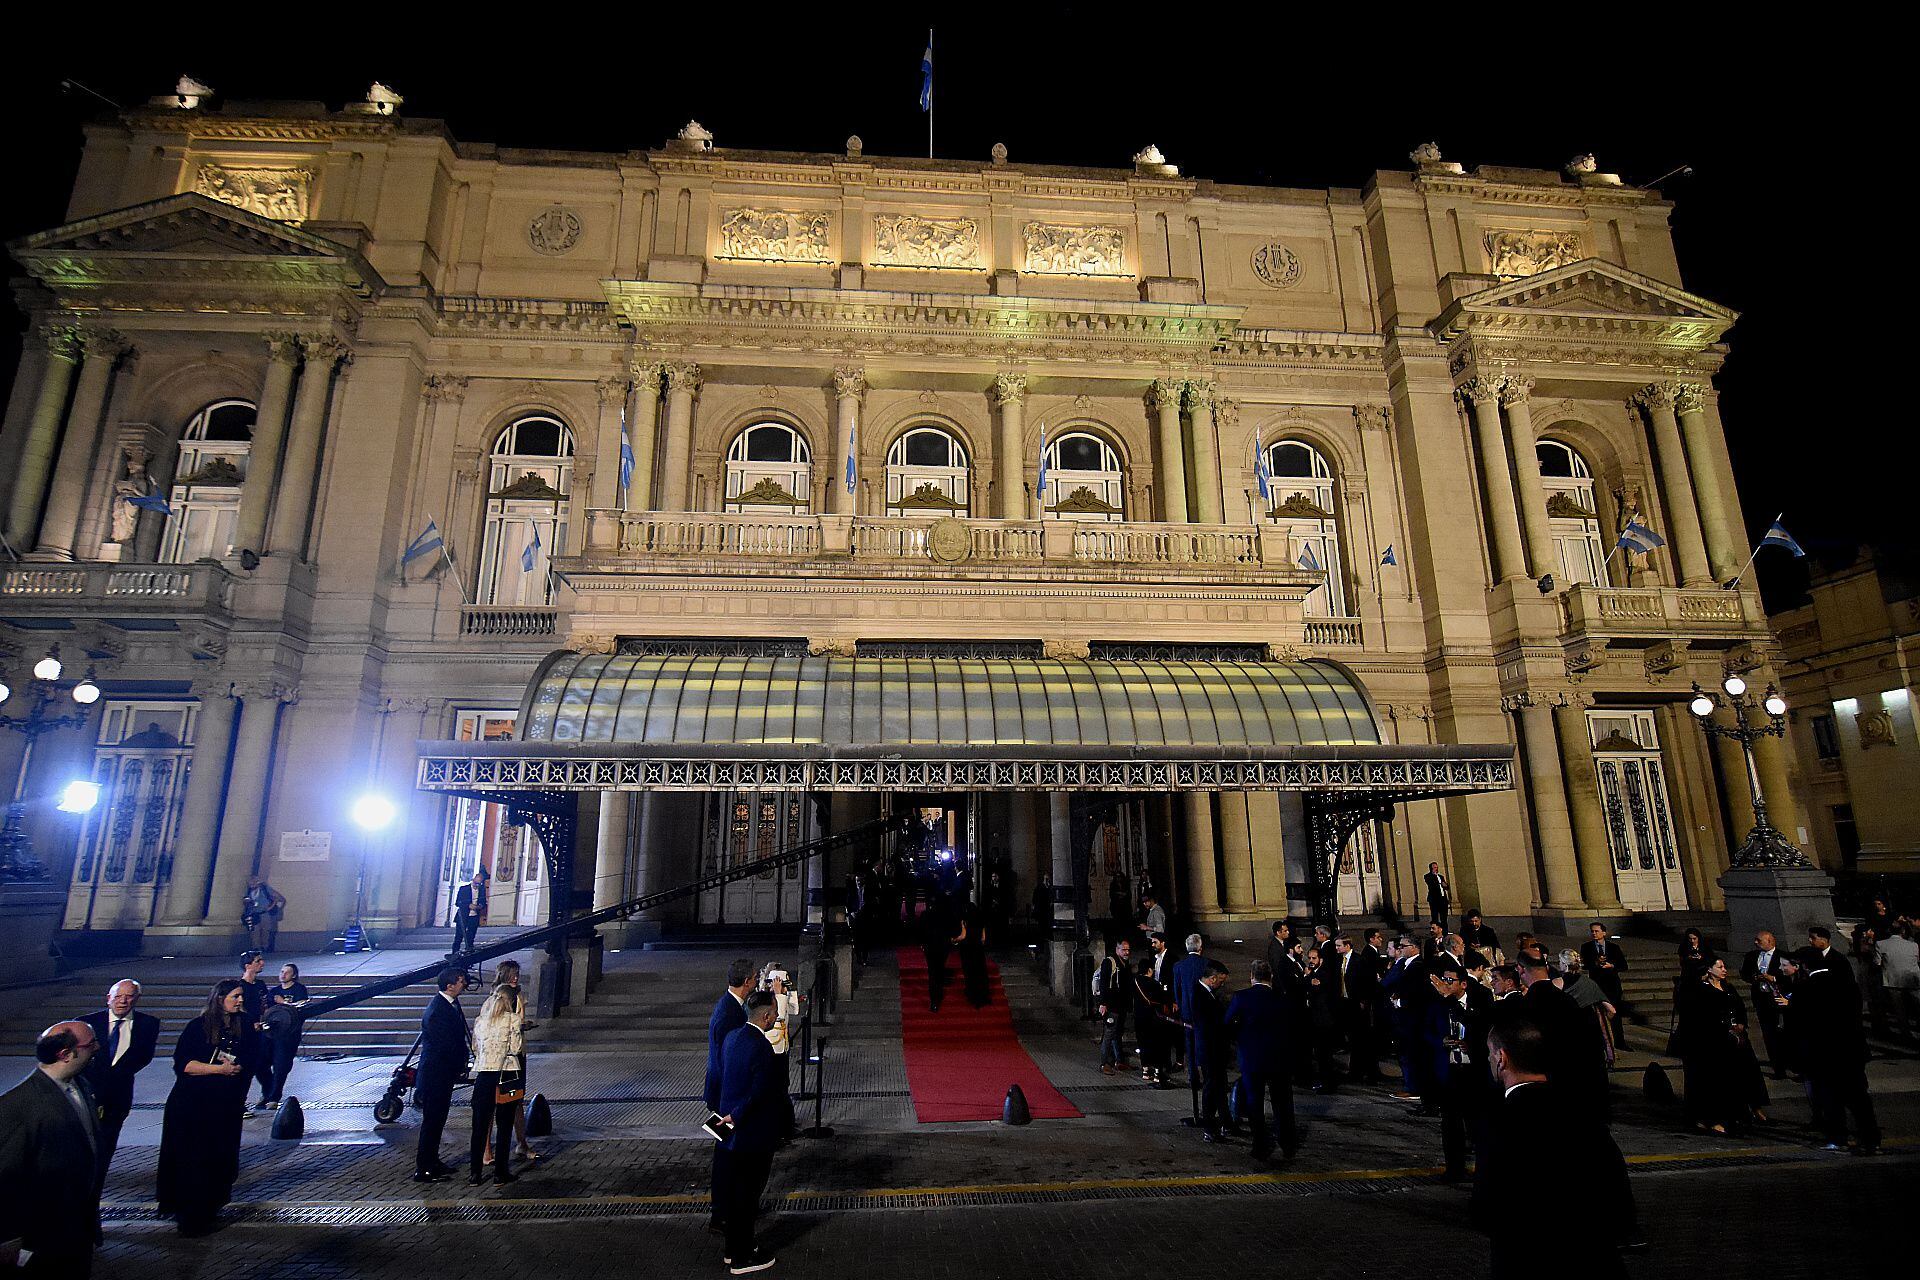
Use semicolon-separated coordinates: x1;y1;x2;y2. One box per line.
81;979;159;1192
1740;931;1790;1076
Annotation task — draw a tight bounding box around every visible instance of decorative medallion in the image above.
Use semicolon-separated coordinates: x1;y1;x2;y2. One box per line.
1021;223;1128;276
872;214;983;269
193;164;313;222
1269;492;1333;520
527;207;582;256
1484;229;1582;278
1250;241;1303;289
1048;486;1122;515
927;517;972;564
735;477;805;507
718;208;833;263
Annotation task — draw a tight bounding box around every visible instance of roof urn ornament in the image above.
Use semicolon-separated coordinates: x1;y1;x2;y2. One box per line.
1566;153;1598;176
1132;144;1177;176
174;75;213;109
367;82;404;116
1410;141;1444;165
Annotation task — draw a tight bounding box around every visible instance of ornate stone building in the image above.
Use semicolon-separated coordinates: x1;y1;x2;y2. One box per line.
0;93;1804;956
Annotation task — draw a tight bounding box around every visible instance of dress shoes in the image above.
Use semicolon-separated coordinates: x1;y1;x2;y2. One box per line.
493;1171;519;1184
467;1173;485;1186
411;1170;440;1183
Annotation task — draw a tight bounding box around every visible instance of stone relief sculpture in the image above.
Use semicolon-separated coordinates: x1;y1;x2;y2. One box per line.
718;208;833;262
1250;241;1303;289
872;214;983;269
528;207;582;256
1021;223;1127;276
193;164;313;221
1485;229;1583;278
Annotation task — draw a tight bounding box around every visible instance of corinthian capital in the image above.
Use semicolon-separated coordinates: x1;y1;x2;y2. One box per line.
1497;375;1536;408
1673;382;1709;415
79;326;132;363
1147;377;1184;412
1456;374;1505;407
1183;380;1216;413
663;361;702;395
1212;396;1240;431
1353;404;1391;432
993;372;1027;406
629;357;666;389
422;373;469;403
300;335;352;367
831;365;868;400
1632;381;1681;412
39;322;82;361
263;330;305;363
596;374;630;405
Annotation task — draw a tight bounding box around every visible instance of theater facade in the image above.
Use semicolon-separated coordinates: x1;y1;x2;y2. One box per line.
0;92;1806;958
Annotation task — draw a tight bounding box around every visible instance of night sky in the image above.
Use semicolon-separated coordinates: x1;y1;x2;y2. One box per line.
5;20;1901;607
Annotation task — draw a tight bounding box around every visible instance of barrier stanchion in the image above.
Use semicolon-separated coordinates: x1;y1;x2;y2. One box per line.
803;1032;834;1139
796;989;815;1101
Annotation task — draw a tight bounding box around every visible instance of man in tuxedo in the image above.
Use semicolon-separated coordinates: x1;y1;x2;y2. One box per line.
1311;924;1337;970
1779;954;1880;1154
715;990;784;1274
412;966;470;1182
1471;1019;1626;1280
1739;929;1791;1077
0;1023;103;1277
1424;862;1450;929
451;867;489;956
1225;960;1296;1158
79;979;158;1193
1801;925;1856;988
706;959;756;1231
1579;923;1631;1046
1189;962;1234;1141
1133;935;1174;1086
1171;934;1208;1096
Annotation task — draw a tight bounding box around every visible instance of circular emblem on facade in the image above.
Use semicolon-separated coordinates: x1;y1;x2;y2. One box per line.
527;207;582;256
927;517;972;564
1250;241;1302;289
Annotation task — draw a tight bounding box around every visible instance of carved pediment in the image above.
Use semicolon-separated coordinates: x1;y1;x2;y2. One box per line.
1269;493;1333;520
896;482;964;511
1545;491;1597;520
177;458;244;486
1047;485;1122;515
489;472;567;501
734;477;805;506
1438;258;1735;338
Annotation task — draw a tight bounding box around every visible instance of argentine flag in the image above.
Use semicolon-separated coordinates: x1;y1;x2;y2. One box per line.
1380;544;1397;567
845;419;858;495
920;39;933;112
1760;519;1805;559
402;520;442;564
125;491;173;516
1037;422;1049;509
1253;438;1272;503
618;405;635;493
1297;541;1322;572
521;523;542;574
1615;517;1666;555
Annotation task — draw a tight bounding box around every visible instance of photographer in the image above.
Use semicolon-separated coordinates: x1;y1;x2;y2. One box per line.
761;963;802;1137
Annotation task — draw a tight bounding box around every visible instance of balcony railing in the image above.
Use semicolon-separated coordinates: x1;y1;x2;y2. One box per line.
0;561;234;615
1558;583;1758;638
459;606;558;637
1303;616;1365;647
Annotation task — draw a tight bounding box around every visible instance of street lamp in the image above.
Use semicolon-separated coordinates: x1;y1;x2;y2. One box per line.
0;646;104;880
1687;675;1808;868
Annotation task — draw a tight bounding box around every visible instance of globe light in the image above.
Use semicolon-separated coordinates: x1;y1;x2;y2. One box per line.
1764;691;1787;717
33;655;62;681
1721;674;1747;698
71;679;101;706
0;680;10;705
1689;692;1715;718
351;793;397;831
58;780;102;814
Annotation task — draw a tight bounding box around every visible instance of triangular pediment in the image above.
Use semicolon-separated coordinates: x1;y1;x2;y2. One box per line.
1439;258;1735;340
13;193;351;260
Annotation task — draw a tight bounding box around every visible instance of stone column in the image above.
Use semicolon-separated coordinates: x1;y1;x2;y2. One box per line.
1632;383;1713;586
593;791;632;911
1500;377;1557;585
1674;383;1740;582
1216;791;1256;914
1184;380;1224;524
1552;701;1625;912
1213;397;1244;521
827;366;865;516
1149;378;1187;522
152;682;238;928
230;332;302;559
658;361;701;510
1514;699;1585;909
627;360;664;510
590;374;631;512
34;328;130;559
1246;790;1290;914
267;337;350;558
994;372;1027;518
204;685;289;932
4;325;83;549
1459;375;1528;581
1182;792;1220;919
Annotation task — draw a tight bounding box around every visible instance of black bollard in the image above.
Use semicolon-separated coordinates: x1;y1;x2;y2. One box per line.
524;1092;553;1138
1002;1084;1032;1126
270;1096;305;1140
1641;1062;1675;1107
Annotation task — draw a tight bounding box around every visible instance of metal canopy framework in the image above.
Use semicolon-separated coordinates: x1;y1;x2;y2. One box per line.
413;652;1515;796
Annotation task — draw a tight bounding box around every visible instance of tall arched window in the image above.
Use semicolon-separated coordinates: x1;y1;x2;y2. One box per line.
160;399;255;563
1537;439;1605;587
1265;439;1346;617
479;414;573;606
885;426;971;516
723;423;812;513
1039;430;1125;522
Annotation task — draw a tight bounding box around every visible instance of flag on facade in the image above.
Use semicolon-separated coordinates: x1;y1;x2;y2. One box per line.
920;37;933;112
1297;541;1322;572
1760;518;1806;558
402;520;443;564
618;405;634;493
1615;517;1666;555
1253;437;1272;502
521;524;541;574
1036;422;1049;508
844;420;858;495
125;492;172;515
1380;544;1397;566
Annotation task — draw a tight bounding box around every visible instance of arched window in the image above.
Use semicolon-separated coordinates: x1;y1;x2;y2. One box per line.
885;426;971;516
723;423;812;513
479;414;573;607
160;399;255;564
1537;439;1605;587
1265;438;1346;617
1039;430;1125;522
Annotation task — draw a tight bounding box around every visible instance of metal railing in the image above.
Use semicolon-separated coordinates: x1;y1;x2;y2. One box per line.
459;606;558;637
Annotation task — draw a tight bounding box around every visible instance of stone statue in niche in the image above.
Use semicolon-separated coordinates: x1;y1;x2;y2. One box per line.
718;208;832;262
1021;223;1127;276
1485;229;1583;278
109;444;154;544
194;164;313;221
872;214;982;269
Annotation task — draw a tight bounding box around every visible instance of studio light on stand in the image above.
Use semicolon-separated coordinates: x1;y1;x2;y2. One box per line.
344;792;399;953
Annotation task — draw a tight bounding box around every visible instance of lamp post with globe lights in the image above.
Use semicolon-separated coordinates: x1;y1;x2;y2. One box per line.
0;646;104;880
1688;673;1807;869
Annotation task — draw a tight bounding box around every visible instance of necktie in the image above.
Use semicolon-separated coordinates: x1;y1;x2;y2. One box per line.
109;1018;123;1065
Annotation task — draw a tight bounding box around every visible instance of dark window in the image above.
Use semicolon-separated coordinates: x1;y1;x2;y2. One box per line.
1059;436;1104;471
1811;713;1841;761
203;402;256;441
904;431;950;467
745;426;793;462
1271;442;1317;477
1832;804;1860;861
513;418;562;457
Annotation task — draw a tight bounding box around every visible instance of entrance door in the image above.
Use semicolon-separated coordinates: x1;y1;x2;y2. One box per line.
1335;820;1386;918
1587;710;1690;911
699;792;810;925
1086;798;1149;922
437;710;548;928
64;702;197;931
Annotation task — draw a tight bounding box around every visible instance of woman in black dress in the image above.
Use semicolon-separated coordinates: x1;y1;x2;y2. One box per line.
1677;958;1768;1134
1676;929;1717;982
157;979;260;1234
956;900;991;1008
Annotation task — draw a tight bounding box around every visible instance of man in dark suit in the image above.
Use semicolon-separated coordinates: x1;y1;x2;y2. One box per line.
1471;1019;1626;1280
0;1022;103;1276
1425;960;1493;1180
706;959;755;1233
715;990;784;1274
1517;952;1608;1122
1189;961;1233;1140
451;867;489;956
1170;934;1208;1099
1739;929;1790;1077
1780;954;1880;1154
1579;922;1630;1045
1382;937;1431;1106
412;966;469;1182
1337;935;1383;1083
1225;960;1295;1158
79;979;159;1193
1424;862;1450;929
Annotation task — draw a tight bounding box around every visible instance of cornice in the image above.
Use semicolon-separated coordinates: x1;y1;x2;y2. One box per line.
435;294;625;340
1215;328;1387;369
120;109;401;143
1413;172;1651;210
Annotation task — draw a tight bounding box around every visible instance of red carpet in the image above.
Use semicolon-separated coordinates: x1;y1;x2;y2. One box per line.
895;947;1082;1123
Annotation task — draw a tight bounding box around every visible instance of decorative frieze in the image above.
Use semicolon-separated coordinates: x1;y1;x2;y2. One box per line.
194;164;314;222
1484;228;1583;278
872;213;983;269
717;208;833;263
1021;222;1127;276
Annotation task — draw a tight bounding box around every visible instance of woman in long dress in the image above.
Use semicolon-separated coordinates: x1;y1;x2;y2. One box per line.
156;979;259;1234
1678;958;1768;1134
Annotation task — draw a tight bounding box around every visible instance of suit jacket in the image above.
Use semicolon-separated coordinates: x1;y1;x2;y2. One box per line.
1470;1082;1625;1280
80;1009;160;1116
1423;985;1494;1085
1189;983;1229;1069
1224;982;1290;1076
1579;940;1628;979
1524;981;1607;1110
1424;871;1449;907
1346;947;1385;1003
704;992;748;1111
717;1024;783;1153
1382;953;1429;1020
1171;954;1208;1030
417;993;469;1084
0;1070;100;1257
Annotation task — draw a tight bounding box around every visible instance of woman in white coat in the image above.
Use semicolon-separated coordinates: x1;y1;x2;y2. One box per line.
764;963;802;1136
469;963;526;1185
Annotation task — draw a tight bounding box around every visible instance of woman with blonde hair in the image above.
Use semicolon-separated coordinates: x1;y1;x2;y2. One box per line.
469;960;526;1185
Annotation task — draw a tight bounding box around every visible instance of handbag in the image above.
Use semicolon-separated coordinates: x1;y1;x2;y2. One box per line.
495;1070;525;1105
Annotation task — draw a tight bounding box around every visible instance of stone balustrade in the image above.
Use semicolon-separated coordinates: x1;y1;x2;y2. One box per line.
459;605;559;638
1558;582;1757;640
1303;616;1365;647
0;560;234;618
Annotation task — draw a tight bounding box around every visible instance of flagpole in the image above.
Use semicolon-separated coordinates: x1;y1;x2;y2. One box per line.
426;512;470;605
926;28;934;160
1722;510;1783;591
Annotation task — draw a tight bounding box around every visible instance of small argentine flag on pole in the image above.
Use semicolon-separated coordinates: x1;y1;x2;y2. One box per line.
844;419;858;496
920;32;933;158
1253;437;1272;505
402;520;443;564
1380;544;1397;567
125;491;173;516
1036;422;1049;515
1724;513;1805;589
618;403;635;501
1606;516;1665;571
521;523;542;575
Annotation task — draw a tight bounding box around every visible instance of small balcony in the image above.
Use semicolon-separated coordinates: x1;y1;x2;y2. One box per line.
0;560;235;633
1557;583;1761;646
459;605;559;638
